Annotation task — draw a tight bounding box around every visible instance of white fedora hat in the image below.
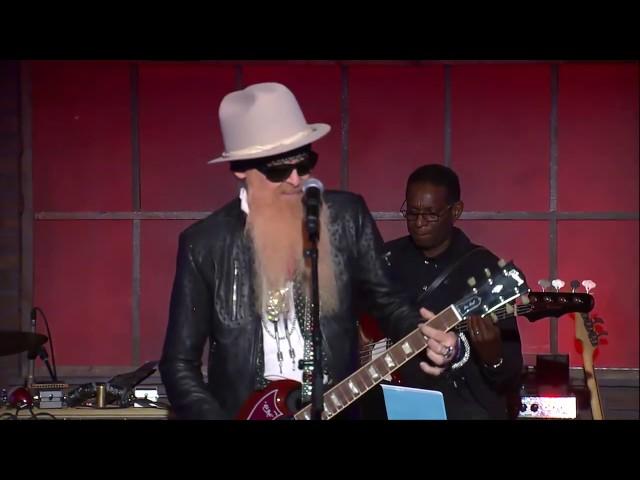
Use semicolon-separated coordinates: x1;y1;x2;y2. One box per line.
208;82;331;164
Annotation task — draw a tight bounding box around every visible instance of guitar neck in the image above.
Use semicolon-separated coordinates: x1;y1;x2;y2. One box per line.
294;306;462;420
582;349;605;420
358;303;522;356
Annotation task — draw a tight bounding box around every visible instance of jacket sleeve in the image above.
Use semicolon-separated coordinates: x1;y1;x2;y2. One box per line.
350;195;423;343
159;232;228;419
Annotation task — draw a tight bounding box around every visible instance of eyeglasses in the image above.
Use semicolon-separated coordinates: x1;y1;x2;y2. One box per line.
256;151;318;183
400;200;454;222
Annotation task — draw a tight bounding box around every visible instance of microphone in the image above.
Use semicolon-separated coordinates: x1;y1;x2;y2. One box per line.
302;178;324;242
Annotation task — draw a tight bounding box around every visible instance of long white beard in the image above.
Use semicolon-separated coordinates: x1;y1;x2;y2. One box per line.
245;188;339;317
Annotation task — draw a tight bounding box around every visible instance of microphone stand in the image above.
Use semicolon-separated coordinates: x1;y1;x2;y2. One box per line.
26;346;58;383
303;197;323;420
36;346;58;382
27;310;36;389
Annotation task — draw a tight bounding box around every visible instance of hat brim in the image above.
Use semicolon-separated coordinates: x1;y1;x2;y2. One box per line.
207;123;331;164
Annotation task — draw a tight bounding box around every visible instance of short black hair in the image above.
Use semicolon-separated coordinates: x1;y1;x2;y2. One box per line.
406;164;461;204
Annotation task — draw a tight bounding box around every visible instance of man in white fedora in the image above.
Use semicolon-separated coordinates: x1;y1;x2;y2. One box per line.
159;82;461;419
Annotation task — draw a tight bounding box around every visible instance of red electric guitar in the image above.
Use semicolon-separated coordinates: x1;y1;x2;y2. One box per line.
237;259;530;420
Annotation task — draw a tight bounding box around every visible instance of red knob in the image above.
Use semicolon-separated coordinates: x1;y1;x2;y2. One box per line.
8;387;33;408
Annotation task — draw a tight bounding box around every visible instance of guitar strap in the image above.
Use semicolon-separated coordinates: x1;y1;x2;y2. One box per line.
415;246;488;306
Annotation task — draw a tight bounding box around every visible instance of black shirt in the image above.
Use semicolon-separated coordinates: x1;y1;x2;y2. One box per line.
364;227;524;419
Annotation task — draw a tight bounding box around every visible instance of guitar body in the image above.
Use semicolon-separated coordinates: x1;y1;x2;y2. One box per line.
235;379;300;420
358;313;403;384
358;313;386;347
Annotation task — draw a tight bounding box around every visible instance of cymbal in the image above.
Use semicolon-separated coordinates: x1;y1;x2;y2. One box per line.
0;331;48;357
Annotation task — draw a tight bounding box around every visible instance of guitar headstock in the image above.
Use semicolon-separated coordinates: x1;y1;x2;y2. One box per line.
572;280;607;352
524;278;595;321
454;259;529;319
576;312;607;349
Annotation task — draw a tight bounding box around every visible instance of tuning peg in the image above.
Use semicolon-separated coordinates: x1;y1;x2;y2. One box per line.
467;277;477;288
490;312;498;323
538;279;551;292
551;279;565;292
520;294;530;305
582;280;596;294
497;258;506;268
505;303;515;315
570;280;580;293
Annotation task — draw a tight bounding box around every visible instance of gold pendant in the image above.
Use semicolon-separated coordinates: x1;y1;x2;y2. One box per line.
266;287;289;323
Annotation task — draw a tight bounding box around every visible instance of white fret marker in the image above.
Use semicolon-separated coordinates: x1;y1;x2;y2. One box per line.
348;381;360;395
384;354;396;368
402;342;413;355
330;393;342;408
368;366;380;379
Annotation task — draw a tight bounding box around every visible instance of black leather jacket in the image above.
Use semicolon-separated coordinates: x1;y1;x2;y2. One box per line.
159;191;422;419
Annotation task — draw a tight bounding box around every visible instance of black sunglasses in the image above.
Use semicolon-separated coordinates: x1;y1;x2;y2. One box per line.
255;151;318;183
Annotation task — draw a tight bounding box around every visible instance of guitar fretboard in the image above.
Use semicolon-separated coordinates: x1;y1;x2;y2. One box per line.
294;306;461;420
359;302;521;361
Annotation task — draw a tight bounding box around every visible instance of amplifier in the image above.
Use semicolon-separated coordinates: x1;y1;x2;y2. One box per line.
518;395;577;419
133;386;159;407
517;353;576;419
31;383;69;409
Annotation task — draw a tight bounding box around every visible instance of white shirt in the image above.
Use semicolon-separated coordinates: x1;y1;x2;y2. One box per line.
261;284;305;382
